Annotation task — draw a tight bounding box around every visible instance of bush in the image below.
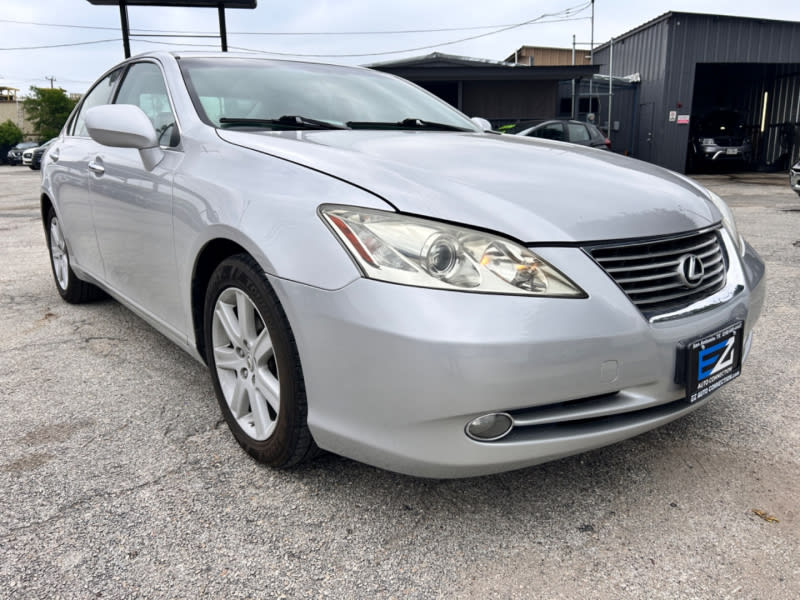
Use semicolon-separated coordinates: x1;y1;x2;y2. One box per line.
0;119;23;146
0;119;24;164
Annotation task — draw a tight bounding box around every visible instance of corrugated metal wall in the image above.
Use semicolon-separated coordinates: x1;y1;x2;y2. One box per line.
764;67;800;168
663;14;800;172
593;13;800;172
594;17;670;165
461;80;559;121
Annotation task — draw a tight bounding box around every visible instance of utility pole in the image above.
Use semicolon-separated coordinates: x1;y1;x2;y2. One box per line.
45;76;56;88
588;0;595;122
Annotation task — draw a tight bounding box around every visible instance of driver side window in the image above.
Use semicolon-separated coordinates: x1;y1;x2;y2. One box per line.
115;62;179;147
71;68;123;137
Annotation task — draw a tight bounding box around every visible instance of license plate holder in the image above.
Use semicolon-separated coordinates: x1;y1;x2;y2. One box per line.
677;321;744;403
726;147;739;155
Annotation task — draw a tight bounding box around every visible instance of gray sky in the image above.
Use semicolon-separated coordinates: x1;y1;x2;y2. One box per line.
1;0;798;96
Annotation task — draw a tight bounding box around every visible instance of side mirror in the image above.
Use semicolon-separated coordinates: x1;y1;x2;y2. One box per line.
470;117;493;132
85;104;165;170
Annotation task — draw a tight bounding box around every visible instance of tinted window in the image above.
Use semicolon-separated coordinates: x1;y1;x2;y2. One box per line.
567;123;591;143
116;62;178;147
72;68;123;137
531;122;565;141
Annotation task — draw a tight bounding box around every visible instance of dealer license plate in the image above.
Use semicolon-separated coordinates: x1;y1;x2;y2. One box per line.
681;321;744;403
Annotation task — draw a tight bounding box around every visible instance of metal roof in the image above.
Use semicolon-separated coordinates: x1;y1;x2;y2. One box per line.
368;52;517;69
595;11;800;51
369;52;598;81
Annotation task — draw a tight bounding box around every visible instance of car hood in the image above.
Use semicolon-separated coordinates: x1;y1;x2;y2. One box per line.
218;129;719;243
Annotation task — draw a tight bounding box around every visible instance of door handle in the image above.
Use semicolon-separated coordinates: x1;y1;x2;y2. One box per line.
88;160;105;176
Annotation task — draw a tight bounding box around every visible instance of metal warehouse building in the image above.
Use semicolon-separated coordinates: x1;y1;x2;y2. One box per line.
593;12;800;173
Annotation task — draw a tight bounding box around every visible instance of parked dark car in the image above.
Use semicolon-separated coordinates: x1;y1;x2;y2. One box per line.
6;141;39;166
690;110;752;167
512;119;611;150
791;160;800;196
26;138;56;170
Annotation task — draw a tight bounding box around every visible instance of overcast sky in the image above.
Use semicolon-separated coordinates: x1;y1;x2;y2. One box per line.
1;0;798;96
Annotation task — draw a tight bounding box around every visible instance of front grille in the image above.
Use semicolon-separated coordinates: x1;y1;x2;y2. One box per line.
586;229;727;317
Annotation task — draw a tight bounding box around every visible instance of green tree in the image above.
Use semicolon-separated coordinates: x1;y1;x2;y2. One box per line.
23;87;78;140
0;119;23;147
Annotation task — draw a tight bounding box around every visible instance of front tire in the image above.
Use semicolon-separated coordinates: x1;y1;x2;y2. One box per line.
204;254;317;468
45;207;105;303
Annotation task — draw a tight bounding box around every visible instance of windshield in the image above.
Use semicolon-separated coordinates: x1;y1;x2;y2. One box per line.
178;57;478;132
698;111;746;134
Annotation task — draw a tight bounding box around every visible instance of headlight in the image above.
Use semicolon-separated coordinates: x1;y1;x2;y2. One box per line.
707;190;744;256
699;138;716;145
320;205;585;297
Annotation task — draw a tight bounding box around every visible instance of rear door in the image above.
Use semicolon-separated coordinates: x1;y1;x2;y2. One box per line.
48;68;123;279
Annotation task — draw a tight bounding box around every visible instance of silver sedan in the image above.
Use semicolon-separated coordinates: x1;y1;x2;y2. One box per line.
41;52;765;477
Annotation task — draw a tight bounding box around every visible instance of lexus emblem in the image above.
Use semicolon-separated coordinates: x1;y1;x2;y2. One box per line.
677;254;704;288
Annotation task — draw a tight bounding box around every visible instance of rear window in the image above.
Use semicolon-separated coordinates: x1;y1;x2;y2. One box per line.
567;123;591;142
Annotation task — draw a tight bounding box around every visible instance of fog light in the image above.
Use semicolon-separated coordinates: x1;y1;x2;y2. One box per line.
466;412;513;441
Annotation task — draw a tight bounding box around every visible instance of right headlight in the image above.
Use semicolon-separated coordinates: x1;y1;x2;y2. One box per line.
706;190;744;257
320;205;586;297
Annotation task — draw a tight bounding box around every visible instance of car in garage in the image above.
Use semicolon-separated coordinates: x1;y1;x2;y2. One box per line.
7;141;38;166
511;119;611;150
40;52;765;478
689;110;753;167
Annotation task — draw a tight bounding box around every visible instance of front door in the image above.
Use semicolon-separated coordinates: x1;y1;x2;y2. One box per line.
637;102;654;162
89;61;184;333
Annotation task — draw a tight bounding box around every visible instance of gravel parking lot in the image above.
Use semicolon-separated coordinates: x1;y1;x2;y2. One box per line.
1;164;798;599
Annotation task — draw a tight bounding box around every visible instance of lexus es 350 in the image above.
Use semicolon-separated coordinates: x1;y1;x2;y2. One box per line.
40;52;765;477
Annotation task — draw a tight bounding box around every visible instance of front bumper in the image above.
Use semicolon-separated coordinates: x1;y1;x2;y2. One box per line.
697;144;751;161
272;239;766;478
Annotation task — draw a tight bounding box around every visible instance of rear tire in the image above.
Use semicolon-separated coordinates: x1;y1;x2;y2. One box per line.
204;253;317;468
45;207;105;304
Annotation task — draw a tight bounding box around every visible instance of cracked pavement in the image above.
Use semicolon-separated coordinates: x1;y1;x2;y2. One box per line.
1;165;799;599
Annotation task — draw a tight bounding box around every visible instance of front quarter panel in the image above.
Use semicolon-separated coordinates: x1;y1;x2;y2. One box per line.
172;134;393;322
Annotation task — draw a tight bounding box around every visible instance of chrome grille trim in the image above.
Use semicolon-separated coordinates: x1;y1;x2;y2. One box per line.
585;228;728;317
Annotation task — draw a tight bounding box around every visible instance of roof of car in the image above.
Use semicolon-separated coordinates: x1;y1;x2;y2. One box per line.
123;50;368;72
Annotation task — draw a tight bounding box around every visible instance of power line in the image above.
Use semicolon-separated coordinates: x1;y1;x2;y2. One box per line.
130;14;590;58
228;14;593;58
0;16;576;37
0;2;591;55
0;39;120;51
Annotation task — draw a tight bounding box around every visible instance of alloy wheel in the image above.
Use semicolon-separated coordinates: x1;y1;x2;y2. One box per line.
211;287;281;441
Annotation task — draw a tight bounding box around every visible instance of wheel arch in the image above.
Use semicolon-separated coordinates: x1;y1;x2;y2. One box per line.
40;193;54;233
190;238;252;363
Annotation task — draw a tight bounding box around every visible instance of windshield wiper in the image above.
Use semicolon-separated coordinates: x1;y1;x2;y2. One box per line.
346;118;473;132
218;115;349;130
